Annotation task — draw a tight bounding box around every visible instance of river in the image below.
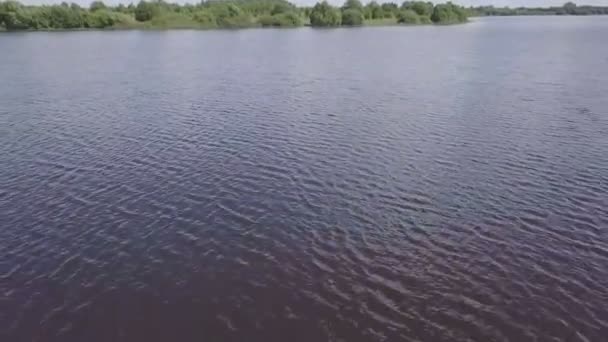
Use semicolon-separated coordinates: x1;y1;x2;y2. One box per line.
1;16;607;342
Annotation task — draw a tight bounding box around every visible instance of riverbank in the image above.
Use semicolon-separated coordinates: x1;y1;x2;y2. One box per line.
470;3;608;16
0;0;468;31
3;20;473;31
0;20;471;33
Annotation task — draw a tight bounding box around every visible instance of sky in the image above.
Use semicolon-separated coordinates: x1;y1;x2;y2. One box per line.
18;0;608;7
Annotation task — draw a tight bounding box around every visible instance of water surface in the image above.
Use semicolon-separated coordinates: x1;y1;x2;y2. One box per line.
1;16;608;342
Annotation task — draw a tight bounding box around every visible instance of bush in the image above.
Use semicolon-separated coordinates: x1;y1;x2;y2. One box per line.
431;2;468;24
342;0;363;11
258;14;274;26
149;12;199;29
401;1;433;17
218;14;254;28
381;2;399;18
310;1;341;27
0;4;78;30
205;3;253;28
193;10;216;28
341;8;363;25
110;13;139;29
270;2;292;15
85;10;116;28
134;1;159;22
418;14;431;24
3;7;33;29
83;10;135;28
364;1;384;19
47;5;85;28
89;1;106;12
259;12;301;27
207;3;241;20
397;9;419;24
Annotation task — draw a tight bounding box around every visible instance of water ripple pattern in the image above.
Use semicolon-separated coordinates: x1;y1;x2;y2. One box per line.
1;17;608;342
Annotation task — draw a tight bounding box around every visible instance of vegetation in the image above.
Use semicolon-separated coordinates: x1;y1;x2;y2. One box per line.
391;1;431;24
2;1;607;31
258;12;301;27
402;1;433;17
343;0;363;11
340;0;363;26
341;9;363;26
310;1;341;27
0;0;473;31
397;9;420;24
431;2;467;24
470;2;608;17
363;1;383;20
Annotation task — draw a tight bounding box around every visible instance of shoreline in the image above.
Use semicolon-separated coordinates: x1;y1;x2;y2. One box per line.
0;21;472;33
4;14;608;33
2;1;607;33
0;1;469;32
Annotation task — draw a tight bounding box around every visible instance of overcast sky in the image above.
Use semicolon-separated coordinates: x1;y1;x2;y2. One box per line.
18;0;608;7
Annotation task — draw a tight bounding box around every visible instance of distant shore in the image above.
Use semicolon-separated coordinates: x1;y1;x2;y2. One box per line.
2;1;605;33
0;20;471;33
0;0;467;31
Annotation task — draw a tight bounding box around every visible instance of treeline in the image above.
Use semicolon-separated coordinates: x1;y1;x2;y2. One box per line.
312;1;468;26
470;2;608;16
0;0;469;31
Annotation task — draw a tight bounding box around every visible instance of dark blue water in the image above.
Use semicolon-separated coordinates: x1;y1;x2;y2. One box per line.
1;16;608;342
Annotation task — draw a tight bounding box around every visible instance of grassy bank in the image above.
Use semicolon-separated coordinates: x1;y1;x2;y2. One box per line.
363;18;398;26
0;0;469;31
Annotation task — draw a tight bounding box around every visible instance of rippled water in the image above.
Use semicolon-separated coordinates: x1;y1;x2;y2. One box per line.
1;16;608;342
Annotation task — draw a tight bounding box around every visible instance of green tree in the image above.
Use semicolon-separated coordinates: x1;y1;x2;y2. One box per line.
381;2;398;17
48;4;84;28
402;1;433;16
431;2;467;24
271;2;292;15
134;1;159;22
0;1;15;28
0;0;20;14
85;10;117;28
1;3;30;30
259;11;301;26
205;3;253;28
309;1;340;27
89;1;106;12
364;1;384;19
341;8;363;25
342;0;362;10
563;2;577;14
397;9;420;23
302;7;312;17
193;9;216;27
